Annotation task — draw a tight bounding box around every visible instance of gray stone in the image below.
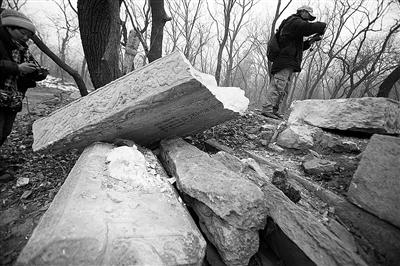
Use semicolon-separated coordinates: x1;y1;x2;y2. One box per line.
316;133;360;153
302;157;337;175
288;97;400;134
32;51;249;152
222;152;367;266
277;123;321;149
194;200;259;266
160;138;267;230
348;134;400;228
17;143;206;266
160;138;267;265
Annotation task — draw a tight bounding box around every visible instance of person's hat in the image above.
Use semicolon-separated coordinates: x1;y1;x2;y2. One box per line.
297;5;316;21
1;9;36;34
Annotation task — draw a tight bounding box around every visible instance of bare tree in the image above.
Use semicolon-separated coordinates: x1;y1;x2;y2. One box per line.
49;0;79;82
78;0;122;89
292;0;398;102
223;0;256;86
148;0;171;62
3;0;27;10
165;0;212;66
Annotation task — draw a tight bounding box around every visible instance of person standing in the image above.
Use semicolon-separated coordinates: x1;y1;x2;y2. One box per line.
262;5;327;119
0;9;47;181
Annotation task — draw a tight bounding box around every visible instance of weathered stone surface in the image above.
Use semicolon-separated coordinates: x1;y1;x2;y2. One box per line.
316;133;360;153
289;171;400;266
160;138;267;229
348;134;400;228
193;200;259;266
159;138;267;266
17;143;206;266
32;51;249;152
277;123;321;149
302;157;337;175
288;97;400;134
228;152;367;266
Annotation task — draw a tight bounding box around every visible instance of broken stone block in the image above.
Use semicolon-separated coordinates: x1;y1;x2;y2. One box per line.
159;138;267;265
193;200;259;266
17;143;206;266
221;152;367;266
32;51;249;152
277;123;321;149
348;134;400;228
316;133;360;153
302;157;337;175
288;97;400;134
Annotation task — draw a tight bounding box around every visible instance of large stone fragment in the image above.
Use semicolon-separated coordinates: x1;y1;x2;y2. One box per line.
159;138;267;266
277;123;321;149
224;151;367;266
193;200;259;266
17;143;206;266
348;134;400;228
289;171;400;266
288;97;400;134
32;51;249;152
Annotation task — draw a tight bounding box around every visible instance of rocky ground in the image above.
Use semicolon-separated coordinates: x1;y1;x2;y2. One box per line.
0;83;368;265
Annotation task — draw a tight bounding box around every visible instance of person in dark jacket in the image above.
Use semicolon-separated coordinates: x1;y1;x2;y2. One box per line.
262;5;326;119
0;9;47;181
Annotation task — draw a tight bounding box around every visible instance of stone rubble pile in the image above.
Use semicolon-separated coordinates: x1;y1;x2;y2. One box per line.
18;52;400;266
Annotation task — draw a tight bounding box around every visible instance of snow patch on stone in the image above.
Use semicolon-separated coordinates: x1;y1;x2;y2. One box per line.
106;145;147;182
182;53;249;115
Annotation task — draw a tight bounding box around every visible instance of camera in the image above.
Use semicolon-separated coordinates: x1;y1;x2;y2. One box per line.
34;66;49;81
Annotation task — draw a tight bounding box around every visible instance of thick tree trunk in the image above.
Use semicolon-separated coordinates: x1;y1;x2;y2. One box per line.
77;0;122;89
377;66;400;97
148;0;170;63
31;35;88;96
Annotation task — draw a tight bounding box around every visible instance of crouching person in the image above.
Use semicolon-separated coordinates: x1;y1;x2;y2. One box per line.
0;9;48;181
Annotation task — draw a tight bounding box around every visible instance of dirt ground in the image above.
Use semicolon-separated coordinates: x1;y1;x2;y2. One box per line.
0;84;367;265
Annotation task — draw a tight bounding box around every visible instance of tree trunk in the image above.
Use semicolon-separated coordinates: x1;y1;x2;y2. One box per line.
77;0;122;89
31;35;88;96
148;0;171;63
377;66;400;97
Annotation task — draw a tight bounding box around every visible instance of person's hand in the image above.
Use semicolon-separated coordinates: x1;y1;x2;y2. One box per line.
18;62;37;75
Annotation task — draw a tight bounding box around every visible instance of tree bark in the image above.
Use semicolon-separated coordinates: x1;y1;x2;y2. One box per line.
377;66;400;97
148;0;171;63
77;0;122;89
31;35;88;96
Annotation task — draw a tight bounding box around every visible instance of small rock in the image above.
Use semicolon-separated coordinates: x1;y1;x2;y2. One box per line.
16;177;30;187
260;131;274;142
268;143;284;153
21;190;32;199
261;124;276;131
245;133;258;140
302;158;337;175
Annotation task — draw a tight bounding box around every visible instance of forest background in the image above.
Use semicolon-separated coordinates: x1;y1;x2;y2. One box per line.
2;0;400;111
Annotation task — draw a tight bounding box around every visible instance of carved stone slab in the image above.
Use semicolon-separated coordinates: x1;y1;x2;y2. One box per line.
16;143;206;266
348;134;400;228
32;51;249;152
288;97;400;134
